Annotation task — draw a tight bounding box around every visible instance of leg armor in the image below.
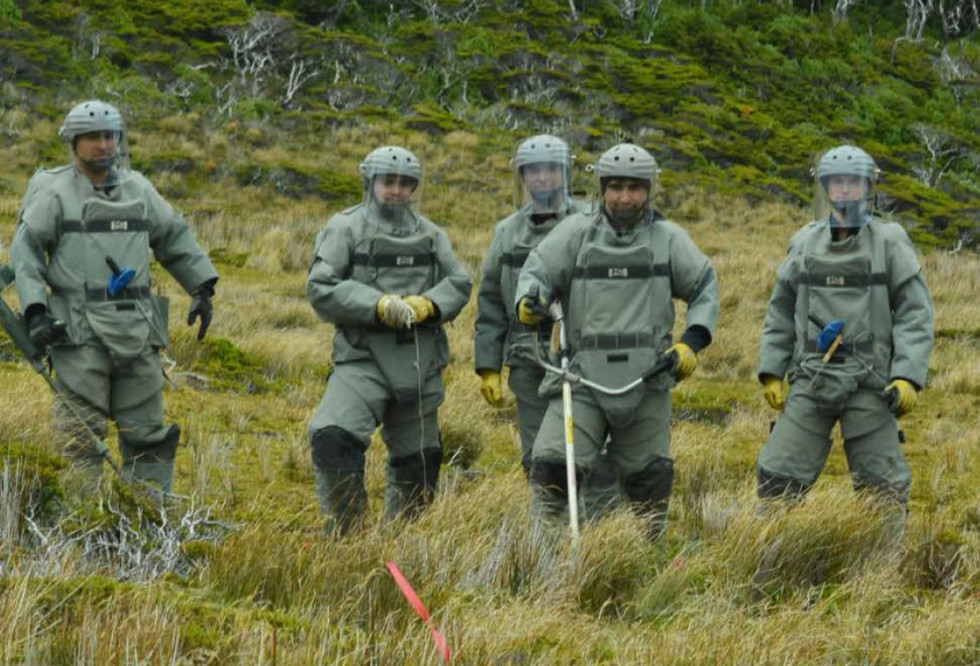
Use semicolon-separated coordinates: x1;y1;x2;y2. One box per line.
384;447;442;522
311;426;369;536
120;424;180;494
623;457;674;540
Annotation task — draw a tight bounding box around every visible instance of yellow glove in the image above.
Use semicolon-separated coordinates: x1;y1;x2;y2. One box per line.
403;295;436;324
885;379;917;417
376;294;414;329
517;295;545;325
478;369;504;407
665;342;697;381
761;374;786;411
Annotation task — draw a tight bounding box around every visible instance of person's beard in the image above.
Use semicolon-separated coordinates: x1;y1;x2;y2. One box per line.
605;203;646;227
81;155;114;174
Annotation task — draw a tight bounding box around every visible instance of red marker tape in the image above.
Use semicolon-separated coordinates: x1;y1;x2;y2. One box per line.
386;561;451;662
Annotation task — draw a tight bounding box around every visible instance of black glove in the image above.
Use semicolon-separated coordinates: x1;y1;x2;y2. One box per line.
187;282;215;341
26;307;66;348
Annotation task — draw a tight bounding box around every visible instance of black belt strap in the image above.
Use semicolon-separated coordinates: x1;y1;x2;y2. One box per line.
578;332;656;350
60;219;151;234
572;263;669;280
85;286;151;301
804;338;874;355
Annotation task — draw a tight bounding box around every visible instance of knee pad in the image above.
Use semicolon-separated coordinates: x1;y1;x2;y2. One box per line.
311;426;367;472
121;424;180;463
389;448;443;490
757;466;810;500
530;459;573;500
853;476;909;505
623;457;674;505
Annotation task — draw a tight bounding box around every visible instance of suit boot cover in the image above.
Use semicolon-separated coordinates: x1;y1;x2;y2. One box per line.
757;466;811;501
623;457;674;541
121;424;180;494
384;447;442;522
853;477;909;544
311;426;368;536
529;459;585;527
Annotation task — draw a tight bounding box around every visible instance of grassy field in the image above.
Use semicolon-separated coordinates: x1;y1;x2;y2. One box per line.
1;117;980;664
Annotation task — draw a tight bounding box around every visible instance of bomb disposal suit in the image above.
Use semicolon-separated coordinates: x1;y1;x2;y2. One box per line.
474;135;589;473
756;145;934;533
515;144;719;538
12;100;219;493
307;146;471;535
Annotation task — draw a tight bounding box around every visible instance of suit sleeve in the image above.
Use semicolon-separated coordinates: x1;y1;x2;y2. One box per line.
474;226;508;372
421;228;472;323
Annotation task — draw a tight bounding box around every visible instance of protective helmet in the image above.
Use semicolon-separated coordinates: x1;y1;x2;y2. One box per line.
594;143;659;187
359;146;423;183
512;134;572;214
359;146;423;219
514;134;571;170
59;100;125;144
815;144;878;181
812;144;879;228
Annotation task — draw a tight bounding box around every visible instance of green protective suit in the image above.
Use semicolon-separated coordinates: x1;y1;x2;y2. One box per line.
474;198;588;473
514;209;719;535
307;202;471;533
756;218;934;520
12;165;219;493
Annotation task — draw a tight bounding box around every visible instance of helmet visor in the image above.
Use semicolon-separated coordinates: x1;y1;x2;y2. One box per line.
71;129;131;186
514;162;571;215
366;172;423;219
814;173;874;228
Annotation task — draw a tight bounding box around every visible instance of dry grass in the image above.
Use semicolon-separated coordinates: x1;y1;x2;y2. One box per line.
2;110;980;663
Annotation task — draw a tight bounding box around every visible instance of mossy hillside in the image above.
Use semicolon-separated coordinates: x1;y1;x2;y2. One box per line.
3;2;978;247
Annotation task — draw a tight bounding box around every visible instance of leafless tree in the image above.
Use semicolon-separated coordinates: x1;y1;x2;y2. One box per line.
73;13;107;60
833;0;861;24
225;12;287;97
911;123;963;187
938;0;980;38
904;0;936;40
280;57;322;106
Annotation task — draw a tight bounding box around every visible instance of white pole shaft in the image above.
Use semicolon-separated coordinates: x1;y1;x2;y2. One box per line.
561;363;580;541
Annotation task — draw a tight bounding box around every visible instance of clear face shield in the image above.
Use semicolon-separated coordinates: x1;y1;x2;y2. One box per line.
71;129;132;187
814;173;875;229
366;172;423;221
513;161;571;215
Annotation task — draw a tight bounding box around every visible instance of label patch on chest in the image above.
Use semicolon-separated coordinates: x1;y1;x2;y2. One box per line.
110;220;129;231
396;256;415;266
608;267;629;278
825;275;845;286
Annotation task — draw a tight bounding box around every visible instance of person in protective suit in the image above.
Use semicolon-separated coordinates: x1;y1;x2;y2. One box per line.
756;145;934;538
11;100;219;495
514;143;719;539
307;145;472;536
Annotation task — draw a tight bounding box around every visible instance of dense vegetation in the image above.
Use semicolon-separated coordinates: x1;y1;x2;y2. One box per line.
2;1;980;663
1;0;979;245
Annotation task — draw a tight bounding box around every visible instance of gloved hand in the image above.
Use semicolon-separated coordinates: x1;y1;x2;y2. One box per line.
761;374;786;411
187;282;215;341
517;294;546;325
403;295;436;324
665;342;697;381
884;379;917;417
27;308;66;347
478;369;504;407
376;294;414;329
